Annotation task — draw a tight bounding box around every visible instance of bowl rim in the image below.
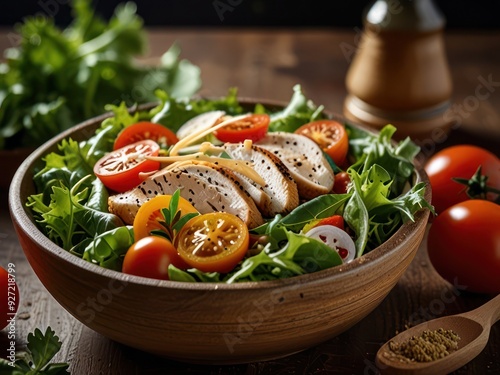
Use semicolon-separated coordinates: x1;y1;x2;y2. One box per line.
8;98;431;292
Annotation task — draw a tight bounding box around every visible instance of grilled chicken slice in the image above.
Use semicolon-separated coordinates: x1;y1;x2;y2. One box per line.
176;110;225;140
223;142;299;217
256;132;334;199
108;160;264;228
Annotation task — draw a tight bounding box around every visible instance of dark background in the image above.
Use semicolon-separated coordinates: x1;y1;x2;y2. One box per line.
1;0;500;29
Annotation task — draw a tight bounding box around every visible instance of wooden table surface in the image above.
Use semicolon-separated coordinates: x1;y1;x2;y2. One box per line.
1;27;499;374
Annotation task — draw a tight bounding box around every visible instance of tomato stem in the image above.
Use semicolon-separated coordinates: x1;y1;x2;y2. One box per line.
453;166;500;203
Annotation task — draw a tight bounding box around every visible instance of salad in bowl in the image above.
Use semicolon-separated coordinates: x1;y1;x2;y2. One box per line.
26;84;432;283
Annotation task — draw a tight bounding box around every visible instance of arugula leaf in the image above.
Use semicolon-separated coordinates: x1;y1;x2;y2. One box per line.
27;174;122;251
0;326;69;374
279;193;351;232
225;230;342;283
344;125;433;256
150;88;245;132
347;124;420;197
268;84;325;132
169;224;343;283
82;226;134;271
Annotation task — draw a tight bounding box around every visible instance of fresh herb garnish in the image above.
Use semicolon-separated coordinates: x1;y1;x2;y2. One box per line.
151;189;200;242
0;326;70;374
0;0;201;150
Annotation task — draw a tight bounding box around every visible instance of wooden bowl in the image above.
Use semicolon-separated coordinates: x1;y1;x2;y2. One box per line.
8;101;431;364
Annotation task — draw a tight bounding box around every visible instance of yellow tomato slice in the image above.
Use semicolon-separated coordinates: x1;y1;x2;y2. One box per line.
175;212;250;273
133;194;198;242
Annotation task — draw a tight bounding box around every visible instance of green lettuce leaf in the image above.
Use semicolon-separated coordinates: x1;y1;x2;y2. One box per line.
0;0;201;150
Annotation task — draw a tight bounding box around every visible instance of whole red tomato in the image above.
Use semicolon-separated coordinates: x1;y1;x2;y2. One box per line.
1;265;20;329
427;200;500;294
122;236;188;280
425;145;500;214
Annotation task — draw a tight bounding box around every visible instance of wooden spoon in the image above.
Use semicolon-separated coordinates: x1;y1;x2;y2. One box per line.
375;294;500;375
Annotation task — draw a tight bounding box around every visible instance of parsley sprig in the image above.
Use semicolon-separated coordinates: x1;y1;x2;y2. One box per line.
0;326;69;374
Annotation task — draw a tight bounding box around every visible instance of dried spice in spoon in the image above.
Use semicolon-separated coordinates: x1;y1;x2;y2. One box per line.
383;328;461;363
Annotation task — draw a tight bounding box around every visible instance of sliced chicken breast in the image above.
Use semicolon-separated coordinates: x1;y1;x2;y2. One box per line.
223;142;299;217
256;132;335;199
108;160;264;228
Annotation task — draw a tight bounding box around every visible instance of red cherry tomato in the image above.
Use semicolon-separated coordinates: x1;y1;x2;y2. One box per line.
175;212;250;273
214;114;270;143
123;236;188;280
427;200;500;294
114;122;179;150
315;215;345;231
94;140;160;193
425;145;500;214
294;120;349;166
1;265;19;330
332;172;350;194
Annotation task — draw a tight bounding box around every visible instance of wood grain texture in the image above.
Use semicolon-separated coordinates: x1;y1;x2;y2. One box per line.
1;28;499;374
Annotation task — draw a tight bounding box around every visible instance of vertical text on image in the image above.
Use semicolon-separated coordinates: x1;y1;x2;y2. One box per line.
6;263;18;367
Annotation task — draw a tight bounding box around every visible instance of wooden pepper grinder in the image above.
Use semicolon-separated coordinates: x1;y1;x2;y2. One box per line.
343;0;453;140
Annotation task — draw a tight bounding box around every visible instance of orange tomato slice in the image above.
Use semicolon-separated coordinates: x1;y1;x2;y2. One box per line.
294;120;349;166
175;212;249;273
133;194;199;242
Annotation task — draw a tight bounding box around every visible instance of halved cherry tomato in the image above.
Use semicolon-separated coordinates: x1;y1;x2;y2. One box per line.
175;212;250;273
114;122;179;150
94;140;160;193
123;236;187;280
133;194;199;242
214;114;270;143
316;215;345;230
302;214;345;237
332;172;351;194
294;120;349;166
